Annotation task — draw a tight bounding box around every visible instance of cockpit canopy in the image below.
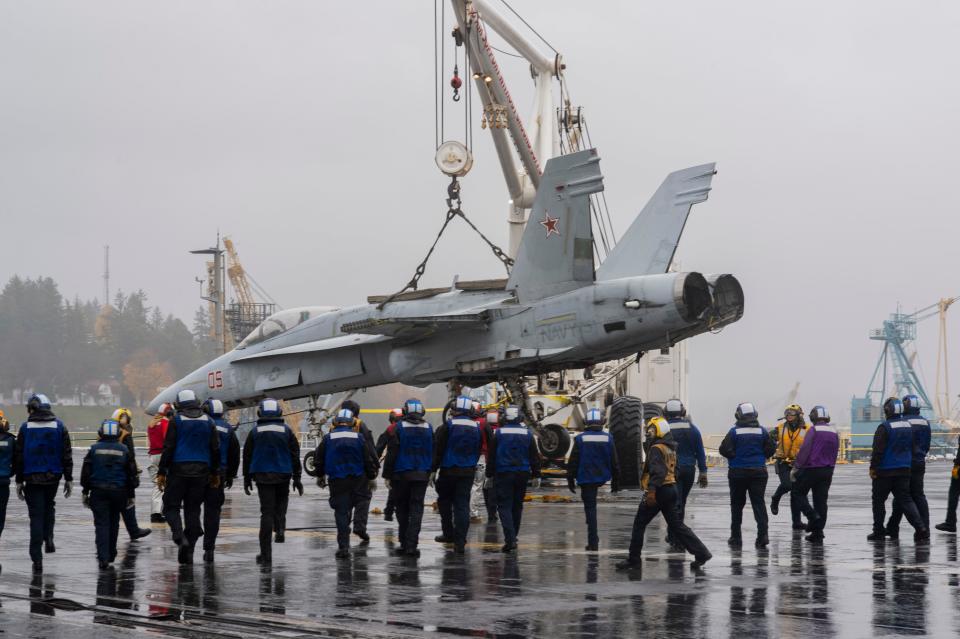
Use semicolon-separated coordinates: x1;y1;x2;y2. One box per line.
237;306;339;349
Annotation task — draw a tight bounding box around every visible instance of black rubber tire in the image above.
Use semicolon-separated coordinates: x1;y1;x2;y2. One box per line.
538;423;572;460
609;396;645;488
303;450;317;477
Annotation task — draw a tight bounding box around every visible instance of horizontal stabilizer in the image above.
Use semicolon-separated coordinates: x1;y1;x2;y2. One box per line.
597;163;715;281
507;149;604;302
341;313;489;340
231;333;391;362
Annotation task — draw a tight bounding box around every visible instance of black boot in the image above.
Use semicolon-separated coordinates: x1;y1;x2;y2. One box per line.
867;529;885;542
691;551;712;568
728;533;742;548
335;547;350;559
44;539;56;554
32;560;43;574
178;544;194;565
936;521;957;533
885;524;899;540
914;529;931;543
770;496;780;516
131;528;152;540
755;534;769;548
203;550;215;563
274;532;285;543
615;558;641;571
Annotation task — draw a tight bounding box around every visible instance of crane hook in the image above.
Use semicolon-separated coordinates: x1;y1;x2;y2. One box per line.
451;64;462;102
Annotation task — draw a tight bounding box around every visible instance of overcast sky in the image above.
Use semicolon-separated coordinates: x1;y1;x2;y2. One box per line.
2;1;958;432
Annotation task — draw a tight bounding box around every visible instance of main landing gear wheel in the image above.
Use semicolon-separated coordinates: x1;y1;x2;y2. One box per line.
303;450;317;477
608;396;645;488
538;423;571;461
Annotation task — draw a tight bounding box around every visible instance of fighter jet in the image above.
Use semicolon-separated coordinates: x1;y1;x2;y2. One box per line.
147;149;743;418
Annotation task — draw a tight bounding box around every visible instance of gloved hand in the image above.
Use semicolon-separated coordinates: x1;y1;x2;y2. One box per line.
244;478;253;495
698;473;708;489
789;468;798;483
953;465;959;480
63;481;72;498
368;479;378;492
869;468;878;480
224;477;234;490
567;481;577;494
644;490;657;507
316;476;327;489
428;472;437;489
156;474;167;492
126;498;135;509
209;474;221;489
293;478;304;496
531;477;542;489
82;492;91;508
385;478;392;489
16;483;24;501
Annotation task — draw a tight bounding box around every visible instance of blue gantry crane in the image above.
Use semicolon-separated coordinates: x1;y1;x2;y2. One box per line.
850;299;958;457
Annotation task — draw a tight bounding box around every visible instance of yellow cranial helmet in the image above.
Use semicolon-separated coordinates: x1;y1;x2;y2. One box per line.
645;416;671;440
111;407;133;425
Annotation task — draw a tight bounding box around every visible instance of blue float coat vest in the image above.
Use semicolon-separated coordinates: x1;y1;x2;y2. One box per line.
249;419;292;475
90;438;129;489
667;418;702;468
171;414;214;465
441;417;482;469
726;423;769;469
878;418;914;470
495;422;532;473
21;419;65;475
0;432;13;481
324;426;365;479
574;429;613;485
394;420;433;474
213;417;234;469
905;412;931;465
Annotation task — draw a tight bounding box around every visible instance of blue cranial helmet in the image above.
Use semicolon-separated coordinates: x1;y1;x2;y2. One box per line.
257;398;282;419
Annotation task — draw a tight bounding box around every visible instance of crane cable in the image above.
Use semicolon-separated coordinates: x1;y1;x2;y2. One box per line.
377;177;514;310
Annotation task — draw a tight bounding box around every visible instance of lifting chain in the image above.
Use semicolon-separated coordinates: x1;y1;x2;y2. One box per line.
377;177;514;310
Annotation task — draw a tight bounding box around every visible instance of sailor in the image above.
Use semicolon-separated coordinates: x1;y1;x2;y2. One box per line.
885;394;931;538
770;404;808;530
242;398;303;565
111;408;151;540
341;399;378;545
14;393;73;573
790;405;839;543
201;399;240;563
315;408;379;558
147;403;173;523
375;408;403;522
481;408;501;523
80;419;138;569
567;407;620;551
0;410;13;541
433;396;484;554
719;402;776;549
382;398;433;558
935;435;960;533
157;389;220;565
663;399;707;549
868;397;928;542
616;417;711;570
486;405;541;554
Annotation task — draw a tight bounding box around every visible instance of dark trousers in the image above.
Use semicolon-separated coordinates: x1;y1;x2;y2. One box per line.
772;461;803;525
90;489;126;563
888;464;929;531
627;484;709;562
329;476;365;549
676;465;696;522
256;482;289;559
393;479;428;550
580;484;600;548
384;487;396;519
0;482;9;537
121;502;141;536
792;467;834;534
24;483;58;562
352;480;372;534
202;484;226;551
946;473;960;526
728;469;768;538
437;474;474;546
483;485;497;520
163;474;207;546
872;474;925;533
495;472;529;546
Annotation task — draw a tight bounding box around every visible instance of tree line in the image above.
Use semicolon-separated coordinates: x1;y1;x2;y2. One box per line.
0;275;220;406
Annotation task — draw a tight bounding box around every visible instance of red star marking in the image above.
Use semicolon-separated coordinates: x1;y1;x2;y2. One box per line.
540;212;561;238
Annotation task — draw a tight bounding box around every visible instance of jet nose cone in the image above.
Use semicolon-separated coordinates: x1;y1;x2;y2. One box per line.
146;385;177;416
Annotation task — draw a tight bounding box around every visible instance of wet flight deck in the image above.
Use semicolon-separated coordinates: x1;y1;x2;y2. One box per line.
0;460;957;638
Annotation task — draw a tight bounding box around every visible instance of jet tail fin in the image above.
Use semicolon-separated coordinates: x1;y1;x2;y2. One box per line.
506;149;604;302
596;163;715;281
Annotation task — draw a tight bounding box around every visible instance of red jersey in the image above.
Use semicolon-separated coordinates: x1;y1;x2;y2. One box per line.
147;417;169;455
